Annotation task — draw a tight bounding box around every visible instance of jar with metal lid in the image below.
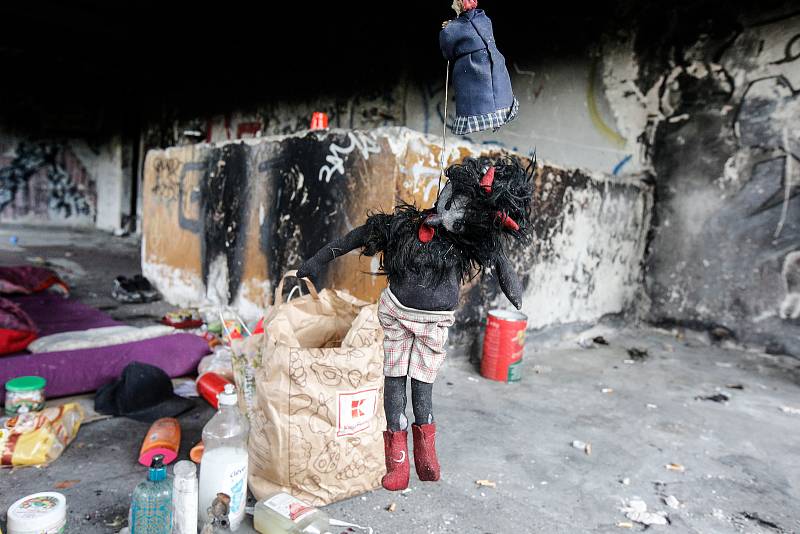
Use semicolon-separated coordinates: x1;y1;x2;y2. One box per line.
4;376;47;416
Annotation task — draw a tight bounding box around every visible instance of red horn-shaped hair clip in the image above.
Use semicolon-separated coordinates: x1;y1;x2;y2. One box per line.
479;167;495;193
496;211;520;231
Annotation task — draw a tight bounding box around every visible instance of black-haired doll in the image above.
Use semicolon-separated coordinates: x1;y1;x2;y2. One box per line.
297;156;533;491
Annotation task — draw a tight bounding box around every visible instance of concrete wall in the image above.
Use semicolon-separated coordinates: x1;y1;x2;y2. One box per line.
613;10;800;356
142;127;652;331
0;131;131;231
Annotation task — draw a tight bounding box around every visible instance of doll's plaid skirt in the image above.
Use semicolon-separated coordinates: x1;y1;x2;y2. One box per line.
377;288;456;383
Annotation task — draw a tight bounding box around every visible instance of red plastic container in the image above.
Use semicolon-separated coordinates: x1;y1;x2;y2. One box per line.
309;112;329;130
481;309;527;382
196;372;232;409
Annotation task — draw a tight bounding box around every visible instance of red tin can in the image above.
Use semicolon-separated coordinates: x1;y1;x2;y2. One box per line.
481;309;527;382
196;372;232;409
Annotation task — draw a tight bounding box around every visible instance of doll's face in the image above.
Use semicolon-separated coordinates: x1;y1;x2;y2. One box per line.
435;181;468;234
451;0;463;15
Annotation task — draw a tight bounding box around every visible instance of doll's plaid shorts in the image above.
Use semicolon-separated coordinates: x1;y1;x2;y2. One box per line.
377;287;456;383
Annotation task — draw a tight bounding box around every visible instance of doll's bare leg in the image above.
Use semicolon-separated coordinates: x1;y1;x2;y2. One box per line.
410;378;441;481
384;375;409;431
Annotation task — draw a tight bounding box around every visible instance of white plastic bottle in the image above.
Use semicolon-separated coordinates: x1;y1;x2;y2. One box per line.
172;460;198;534
253;492;332;534
198;384;250;531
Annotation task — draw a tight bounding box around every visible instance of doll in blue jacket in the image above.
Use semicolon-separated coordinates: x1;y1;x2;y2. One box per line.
440;0;519;135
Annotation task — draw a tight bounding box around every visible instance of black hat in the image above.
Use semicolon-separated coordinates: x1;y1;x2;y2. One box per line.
95;362;195;422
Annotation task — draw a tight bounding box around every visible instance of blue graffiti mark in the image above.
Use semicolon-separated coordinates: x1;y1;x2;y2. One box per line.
613;154;633;176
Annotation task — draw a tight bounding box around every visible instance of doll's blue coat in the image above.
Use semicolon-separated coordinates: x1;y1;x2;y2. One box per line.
439;9;515;118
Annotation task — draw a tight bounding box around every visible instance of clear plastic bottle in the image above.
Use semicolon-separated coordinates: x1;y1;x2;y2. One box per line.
198;384;250;531
253;492;333;534
172;460;198;534
129;453;173;534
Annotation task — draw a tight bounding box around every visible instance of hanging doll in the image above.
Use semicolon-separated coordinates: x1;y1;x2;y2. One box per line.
440;0;519;135
297;155;533;491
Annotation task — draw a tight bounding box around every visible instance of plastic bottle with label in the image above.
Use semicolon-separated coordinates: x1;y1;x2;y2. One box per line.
129;454;172;534
198;384;250;531
253;492;333;534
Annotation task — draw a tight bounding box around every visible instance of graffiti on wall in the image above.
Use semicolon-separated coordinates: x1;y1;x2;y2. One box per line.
0;141;96;223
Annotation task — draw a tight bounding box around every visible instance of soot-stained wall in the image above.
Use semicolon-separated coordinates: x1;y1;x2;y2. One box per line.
629;8;800;356
142;127;652;331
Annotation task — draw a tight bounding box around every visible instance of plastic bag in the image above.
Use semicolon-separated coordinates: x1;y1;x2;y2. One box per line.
0;403;84;467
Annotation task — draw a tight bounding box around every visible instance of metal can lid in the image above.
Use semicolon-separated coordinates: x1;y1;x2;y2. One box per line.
5;376;47;392
488;309;527;322
7;492;66;532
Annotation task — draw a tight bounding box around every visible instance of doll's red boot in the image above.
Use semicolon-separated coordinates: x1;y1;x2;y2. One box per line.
412;423;440;481
382;430;410;491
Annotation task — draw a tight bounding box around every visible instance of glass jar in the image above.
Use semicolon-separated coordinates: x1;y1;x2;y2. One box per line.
4;376;47;416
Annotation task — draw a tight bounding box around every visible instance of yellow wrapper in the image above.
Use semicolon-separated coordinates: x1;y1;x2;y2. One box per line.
1;403;84;467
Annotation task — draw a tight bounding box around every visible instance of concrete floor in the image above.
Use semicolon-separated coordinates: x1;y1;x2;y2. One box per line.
1;227;799;533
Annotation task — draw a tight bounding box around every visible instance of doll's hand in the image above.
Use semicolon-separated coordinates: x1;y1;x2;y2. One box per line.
296;260;319;281
442;20;450;28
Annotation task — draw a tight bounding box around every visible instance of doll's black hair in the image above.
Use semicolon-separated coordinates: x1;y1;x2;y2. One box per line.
362;155;534;285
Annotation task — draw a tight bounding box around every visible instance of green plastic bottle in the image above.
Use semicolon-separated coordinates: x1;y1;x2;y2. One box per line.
130;453;173;534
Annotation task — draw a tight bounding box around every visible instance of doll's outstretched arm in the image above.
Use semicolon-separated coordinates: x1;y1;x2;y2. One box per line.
495;254;523;310
297;225;370;281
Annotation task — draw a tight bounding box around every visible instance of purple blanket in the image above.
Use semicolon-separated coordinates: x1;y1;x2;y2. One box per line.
1;294;210;400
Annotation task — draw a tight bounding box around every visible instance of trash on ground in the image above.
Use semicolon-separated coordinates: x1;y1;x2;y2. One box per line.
130;454;172;532
780;405;800;415
593;336;608;345
578;335;609;348
626;348;649;361
7;491;67;533
601;388;614;394
646;403;658;409
162;309;203;329
200;385;248;531
620;498;669;526
54;479;80;489
616;521;634;528
695;393;729;403
665;463;685;472
664;495;680;509
173;460;198;534
620;477;631;485
725;384;744;390
571;440;592;455
1;403;84;466
139;417;181;466
386;502;397;512
476;479;497;488
4;375;46;416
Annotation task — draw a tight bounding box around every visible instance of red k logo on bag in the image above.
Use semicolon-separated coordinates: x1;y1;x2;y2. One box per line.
337;389;378;437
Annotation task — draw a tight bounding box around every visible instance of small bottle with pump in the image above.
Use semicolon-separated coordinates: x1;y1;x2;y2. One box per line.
129;453;173;534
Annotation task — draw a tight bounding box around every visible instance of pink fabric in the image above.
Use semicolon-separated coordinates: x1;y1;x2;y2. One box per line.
0;266;68;295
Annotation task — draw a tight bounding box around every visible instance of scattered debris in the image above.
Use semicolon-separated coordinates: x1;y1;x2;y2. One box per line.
593;336;608;345
400;488;413;495
54;479;80;489
386;502;397;512
780;406;800;415
571;440;592;455
739;511;785;532
578;335;609;348
646;404;658;409
665;463;685;472
626;348;649;361
601;388;614;394
616;521;634;528
709;326;735;342
620;498;669;526
725;384;744;390
476;479;497;488
664;495;680;509
620;478;631;485
467;377;479;382
112;275;161;304
696;393;730;403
